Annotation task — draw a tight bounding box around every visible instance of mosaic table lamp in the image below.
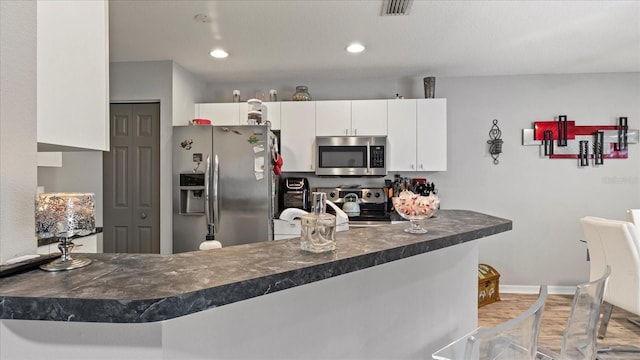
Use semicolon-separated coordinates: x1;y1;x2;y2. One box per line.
35;192;95;271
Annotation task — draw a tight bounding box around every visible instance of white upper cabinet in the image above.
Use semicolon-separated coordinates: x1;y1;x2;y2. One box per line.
387;99;447;172
281;102;316;172
351;100;387;136
195;102;281;129
196;103;241;125
387;100;418;171
416;99;447;171
263;102;281;130
37;0;109;151
315;101;351;136
315;100;387;136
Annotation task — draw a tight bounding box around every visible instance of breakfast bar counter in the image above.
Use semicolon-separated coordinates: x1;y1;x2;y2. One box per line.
0;209;511;359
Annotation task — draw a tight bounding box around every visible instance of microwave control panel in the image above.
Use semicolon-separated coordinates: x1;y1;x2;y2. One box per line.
370;146;385;168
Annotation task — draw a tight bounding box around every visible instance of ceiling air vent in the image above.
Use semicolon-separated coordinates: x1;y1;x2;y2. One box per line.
381;0;413;16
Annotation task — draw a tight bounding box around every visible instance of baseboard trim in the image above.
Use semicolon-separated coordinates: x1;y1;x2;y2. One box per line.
501;285;576;295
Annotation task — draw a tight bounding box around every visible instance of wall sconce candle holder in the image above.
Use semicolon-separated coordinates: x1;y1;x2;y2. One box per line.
522;115;638;167
487;119;503;165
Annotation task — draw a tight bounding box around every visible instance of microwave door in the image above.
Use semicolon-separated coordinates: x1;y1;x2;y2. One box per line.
317;146;367;176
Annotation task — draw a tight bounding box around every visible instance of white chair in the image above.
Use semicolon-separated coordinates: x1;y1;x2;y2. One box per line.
536;266;610;360
579;216;640;356
627;208;640;226
432;285;548;360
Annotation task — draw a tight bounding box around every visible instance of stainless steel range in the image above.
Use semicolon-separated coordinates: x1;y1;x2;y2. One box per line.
316;186;390;223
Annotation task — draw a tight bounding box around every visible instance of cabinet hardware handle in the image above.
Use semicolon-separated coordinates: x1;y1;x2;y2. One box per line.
354;129;357;136
345;129;349;136
419;164;423;169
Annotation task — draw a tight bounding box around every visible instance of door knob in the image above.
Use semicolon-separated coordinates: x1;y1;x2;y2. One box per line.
140;212;147;219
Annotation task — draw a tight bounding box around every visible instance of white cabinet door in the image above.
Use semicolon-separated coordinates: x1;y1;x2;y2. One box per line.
37;0;109;151
196;103;241;125
315;101;351;136
281;102;316;172
352;100;388;136
417;99;447;171
263;102;281;130
387;100;417;171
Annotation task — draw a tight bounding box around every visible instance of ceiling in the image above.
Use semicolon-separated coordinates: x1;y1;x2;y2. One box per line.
109;0;640;83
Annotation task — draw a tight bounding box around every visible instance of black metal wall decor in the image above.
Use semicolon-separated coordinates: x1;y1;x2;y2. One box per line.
487;119;503;165
522;115;638;167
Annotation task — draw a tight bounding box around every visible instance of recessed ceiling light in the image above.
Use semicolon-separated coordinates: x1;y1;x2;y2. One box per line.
210;49;228;59
346;43;365;54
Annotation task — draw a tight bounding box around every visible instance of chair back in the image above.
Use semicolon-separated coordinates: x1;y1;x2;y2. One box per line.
467;285;547;359
627;209;640;225
559;266;610;360
433;285;547;360
580;217;640;315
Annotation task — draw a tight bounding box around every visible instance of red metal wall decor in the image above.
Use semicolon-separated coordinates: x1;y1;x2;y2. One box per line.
522;116;638;167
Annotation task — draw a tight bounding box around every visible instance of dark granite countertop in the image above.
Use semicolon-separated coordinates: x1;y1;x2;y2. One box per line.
0;210;511;323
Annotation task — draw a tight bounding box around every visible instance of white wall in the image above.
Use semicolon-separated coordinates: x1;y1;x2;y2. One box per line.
109;61;205;254
172;62;206;124
431;73;640;286
207;77;410;103
37;152;104;227
0;1;38;263
212;72;640;287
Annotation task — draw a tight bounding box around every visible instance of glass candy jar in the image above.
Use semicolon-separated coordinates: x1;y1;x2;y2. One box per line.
300;192;336;253
292;85;312;101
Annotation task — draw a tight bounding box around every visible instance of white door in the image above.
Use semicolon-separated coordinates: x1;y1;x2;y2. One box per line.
387;100;417;171
417;99;447;171
315;100;351;136
263;102;281;130
197;103;241;125
281;102;316;171
351;100;388;136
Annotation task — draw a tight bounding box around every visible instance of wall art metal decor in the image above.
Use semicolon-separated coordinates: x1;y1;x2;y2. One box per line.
522;115;638;167
487;119;503;165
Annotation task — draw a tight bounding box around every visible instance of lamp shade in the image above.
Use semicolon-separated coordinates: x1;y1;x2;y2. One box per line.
35;193;95;239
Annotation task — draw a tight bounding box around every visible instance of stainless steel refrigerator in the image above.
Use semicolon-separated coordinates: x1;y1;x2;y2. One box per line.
172;125;277;253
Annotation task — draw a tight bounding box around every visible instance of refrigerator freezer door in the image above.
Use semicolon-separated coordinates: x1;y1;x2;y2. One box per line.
172;126;212;253
212;125;274;247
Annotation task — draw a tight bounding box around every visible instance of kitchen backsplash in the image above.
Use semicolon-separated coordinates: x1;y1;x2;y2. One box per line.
282;172;444;192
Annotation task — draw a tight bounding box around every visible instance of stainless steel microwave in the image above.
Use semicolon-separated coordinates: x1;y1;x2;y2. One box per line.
315;136;387;176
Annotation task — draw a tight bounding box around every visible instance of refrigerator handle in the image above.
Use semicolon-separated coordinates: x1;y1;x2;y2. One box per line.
205;155;214;239
213;154;220;235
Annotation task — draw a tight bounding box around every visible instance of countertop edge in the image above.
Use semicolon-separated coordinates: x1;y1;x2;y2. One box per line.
0;211;512;323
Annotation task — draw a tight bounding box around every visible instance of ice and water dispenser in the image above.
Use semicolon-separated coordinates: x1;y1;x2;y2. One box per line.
179;172;205;214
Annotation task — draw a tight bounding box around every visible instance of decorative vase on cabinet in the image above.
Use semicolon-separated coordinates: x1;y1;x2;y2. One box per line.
292;85;312;101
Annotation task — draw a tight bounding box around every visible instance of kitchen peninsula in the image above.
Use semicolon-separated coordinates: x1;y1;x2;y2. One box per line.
1;210;511;359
